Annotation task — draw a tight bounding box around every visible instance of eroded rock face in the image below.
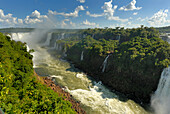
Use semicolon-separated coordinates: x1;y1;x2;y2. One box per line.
43;77;86;114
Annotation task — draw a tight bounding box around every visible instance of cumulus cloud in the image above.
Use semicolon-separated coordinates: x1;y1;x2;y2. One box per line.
101;0;128;22
24;10;48;24
133;12;138;15
86;11;104;17
86;0;128;22
102;0;117;20
119;0;142;11
48;5;85;18
82;19;98;26
18;19;23;24
137;17;148;22
61;19;70;27
77;0;85;3
129;17;133;19
0;9;23;26
148;9;170;26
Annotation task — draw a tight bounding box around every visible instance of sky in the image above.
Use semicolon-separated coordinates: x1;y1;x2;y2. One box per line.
0;0;170;28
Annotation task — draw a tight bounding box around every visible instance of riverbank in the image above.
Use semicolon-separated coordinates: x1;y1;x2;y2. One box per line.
34;71;86;114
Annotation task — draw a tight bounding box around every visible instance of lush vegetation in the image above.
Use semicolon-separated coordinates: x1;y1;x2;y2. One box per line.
57;26;170;103
157;26;170;33
81;26;160;43
0;33;76;113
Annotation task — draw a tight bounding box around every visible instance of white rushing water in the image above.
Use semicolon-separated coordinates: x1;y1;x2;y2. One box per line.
102;55;110;72
11;31;148;114
81;51;84;61
151;67;170;114
44;32;52;46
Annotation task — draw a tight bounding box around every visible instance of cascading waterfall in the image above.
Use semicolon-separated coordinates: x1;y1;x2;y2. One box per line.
102;55;110;72
92;34;95;38
61;33;65;39
63;46;67;57
26;45;30;52
56;43;59;50
118;35;120;41
44;32;52;46
53;42;57;49
151;66;170;114
81;51;84;61
59;44;62;51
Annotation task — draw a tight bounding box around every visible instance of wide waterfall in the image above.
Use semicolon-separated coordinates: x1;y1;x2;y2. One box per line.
44;32;52;46
81;51;84;61
151;66;170;114
102;55;110;72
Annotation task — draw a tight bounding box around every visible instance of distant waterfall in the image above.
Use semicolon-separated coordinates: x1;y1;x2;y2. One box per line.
81;51;84;61
102;55;110;72
53;42;57;49
44;33;52;46
61;33;65;39
92;34;95;38
26;45;30;52
151;66;170;114
117;35;120;41
59;44;62;51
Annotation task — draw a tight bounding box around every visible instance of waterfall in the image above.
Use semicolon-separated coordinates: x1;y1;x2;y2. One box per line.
63;46;67;57
59;44;62;51
44;32;52;46
151;66;170;114
26;45;30;52
56;43;59;50
81;51;84;61
92;34;95;38
102;55;110;72
61;33;65;39
53;42;57;49
117;35;120;41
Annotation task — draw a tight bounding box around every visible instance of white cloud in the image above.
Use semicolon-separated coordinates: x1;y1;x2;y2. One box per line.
86;11;104;17
70;21;76;27
129;17;133;19
18;19;23;24
137;17;148;22
102;0;128;22
24;10;48;24
77;0;85;3
82;19;98;26
85;0;128;22
148;9;170;26
61;19;70;27
48;5;85;18
0;9;23;26
133;12;138;15
102;0;117;19
119;0;142;11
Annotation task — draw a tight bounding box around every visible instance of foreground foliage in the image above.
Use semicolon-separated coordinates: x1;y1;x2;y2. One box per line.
0;33;76;113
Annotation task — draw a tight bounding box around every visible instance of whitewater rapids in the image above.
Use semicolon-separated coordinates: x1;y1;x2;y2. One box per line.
11;32;148;114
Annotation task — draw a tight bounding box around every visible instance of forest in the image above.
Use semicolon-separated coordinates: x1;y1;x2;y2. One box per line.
0;33;76;113
57;26;170;103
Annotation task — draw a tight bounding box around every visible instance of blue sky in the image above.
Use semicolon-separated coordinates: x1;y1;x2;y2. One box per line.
0;0;170;28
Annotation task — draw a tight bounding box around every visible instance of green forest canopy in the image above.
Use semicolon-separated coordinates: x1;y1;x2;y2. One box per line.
0;33;76;113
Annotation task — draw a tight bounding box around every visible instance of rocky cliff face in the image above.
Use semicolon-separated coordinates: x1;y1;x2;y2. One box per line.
66;47;162;103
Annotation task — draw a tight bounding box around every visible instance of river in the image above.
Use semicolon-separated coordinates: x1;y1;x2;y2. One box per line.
11;31;149;114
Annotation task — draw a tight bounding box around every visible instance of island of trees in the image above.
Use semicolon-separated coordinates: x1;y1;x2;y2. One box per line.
57;26;170;103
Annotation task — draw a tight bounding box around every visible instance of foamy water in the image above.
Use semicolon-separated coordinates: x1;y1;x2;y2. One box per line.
12;32;149;114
